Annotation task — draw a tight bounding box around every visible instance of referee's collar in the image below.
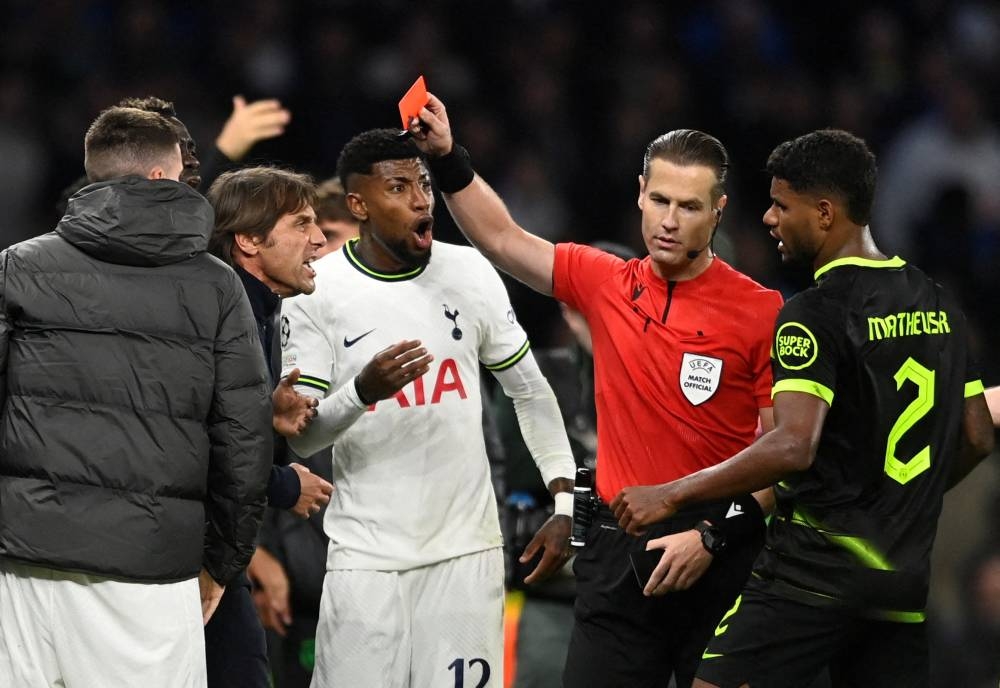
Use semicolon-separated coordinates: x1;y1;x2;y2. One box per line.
642;253;722;287
814;255;905;281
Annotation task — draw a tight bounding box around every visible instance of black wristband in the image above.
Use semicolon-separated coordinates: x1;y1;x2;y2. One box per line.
708;494;766;544
428;144;475;194
354;376;375;406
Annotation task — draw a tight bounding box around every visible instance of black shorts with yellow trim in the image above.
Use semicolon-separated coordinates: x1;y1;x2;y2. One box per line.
696;574;928;688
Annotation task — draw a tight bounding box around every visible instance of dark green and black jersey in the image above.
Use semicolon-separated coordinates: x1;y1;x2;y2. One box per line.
756;256;984;622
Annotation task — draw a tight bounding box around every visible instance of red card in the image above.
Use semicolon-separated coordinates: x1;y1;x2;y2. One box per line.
398;75;429;130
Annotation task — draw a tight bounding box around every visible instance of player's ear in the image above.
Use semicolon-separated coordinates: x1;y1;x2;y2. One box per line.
346;192;368;222
637;174;646;210
816;198;835;231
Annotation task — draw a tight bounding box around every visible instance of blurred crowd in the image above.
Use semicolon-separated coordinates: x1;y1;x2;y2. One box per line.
3;1;999;355
3;1;999;685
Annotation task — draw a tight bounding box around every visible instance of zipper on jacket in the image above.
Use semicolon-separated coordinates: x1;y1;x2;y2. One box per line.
661;281;677;323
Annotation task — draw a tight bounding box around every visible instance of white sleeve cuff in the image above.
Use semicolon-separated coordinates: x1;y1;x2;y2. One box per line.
553;491;574;517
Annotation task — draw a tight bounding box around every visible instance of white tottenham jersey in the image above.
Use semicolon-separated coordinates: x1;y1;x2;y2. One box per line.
281;239;531;571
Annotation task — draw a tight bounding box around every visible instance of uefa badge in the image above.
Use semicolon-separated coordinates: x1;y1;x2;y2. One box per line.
679;352;723;406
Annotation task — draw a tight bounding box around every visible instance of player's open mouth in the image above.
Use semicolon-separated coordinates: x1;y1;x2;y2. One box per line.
412;216;434;250
303;258;316;278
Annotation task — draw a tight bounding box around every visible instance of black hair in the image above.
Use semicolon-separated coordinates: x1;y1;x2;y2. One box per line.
766;129;877;226
336;128;425;190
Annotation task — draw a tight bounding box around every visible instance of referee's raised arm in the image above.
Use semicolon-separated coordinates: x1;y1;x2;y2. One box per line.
409;92;556;296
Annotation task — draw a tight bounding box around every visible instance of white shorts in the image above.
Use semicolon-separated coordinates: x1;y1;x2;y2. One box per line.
0;560;206;688
311;547;504;688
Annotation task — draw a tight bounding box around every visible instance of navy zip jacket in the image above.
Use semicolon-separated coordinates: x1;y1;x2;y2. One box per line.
235;265;301;510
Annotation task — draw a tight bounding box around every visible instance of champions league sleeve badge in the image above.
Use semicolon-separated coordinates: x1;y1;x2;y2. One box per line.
280;315;291;348
679;352;723;405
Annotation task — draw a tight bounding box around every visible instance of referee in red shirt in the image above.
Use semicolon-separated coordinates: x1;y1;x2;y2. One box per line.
409;93;782;687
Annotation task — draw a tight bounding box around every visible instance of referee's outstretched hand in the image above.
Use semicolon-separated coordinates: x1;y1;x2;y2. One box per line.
408;92;453;159
611;484;678;535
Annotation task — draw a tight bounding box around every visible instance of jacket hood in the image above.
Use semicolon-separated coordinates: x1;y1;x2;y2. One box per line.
55;176;214;266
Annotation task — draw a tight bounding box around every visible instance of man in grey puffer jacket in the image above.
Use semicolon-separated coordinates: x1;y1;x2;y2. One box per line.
0;106;272;687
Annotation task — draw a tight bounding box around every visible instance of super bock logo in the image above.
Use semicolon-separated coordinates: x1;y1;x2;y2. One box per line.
679;352;723;406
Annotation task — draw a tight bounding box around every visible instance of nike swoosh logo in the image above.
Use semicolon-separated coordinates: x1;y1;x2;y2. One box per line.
343;329;375;347
701;652;724;660
726;502;744;519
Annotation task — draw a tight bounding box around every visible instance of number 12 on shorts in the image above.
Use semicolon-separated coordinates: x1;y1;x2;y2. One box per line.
448;657;491;687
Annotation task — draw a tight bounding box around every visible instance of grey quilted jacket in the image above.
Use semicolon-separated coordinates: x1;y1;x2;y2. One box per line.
0;176;271;584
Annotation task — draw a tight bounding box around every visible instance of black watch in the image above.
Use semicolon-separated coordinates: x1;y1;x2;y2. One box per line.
695;520;727;555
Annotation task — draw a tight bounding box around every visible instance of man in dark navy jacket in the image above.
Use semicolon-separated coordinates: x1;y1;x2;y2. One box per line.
206;166;335;688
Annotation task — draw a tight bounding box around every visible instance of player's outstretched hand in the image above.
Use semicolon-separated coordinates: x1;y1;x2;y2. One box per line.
355;340;433;403
272;368;318;437
520;514;572;585
639;530;713;597
216;95;291;161
611;484;677;535
408;92;453;158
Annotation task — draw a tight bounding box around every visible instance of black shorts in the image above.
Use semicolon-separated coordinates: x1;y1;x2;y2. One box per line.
563;500;762;688
696;576;928;688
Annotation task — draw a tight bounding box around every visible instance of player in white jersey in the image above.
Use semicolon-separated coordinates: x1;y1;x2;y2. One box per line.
280;129;576;688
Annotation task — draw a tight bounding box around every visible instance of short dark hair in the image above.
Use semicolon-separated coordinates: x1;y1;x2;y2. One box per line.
766;129;877;226
314;177;355;224
83;107;179;182
118;96;177;119
643;129;729;202
207;167;317;265
336;128;425;191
